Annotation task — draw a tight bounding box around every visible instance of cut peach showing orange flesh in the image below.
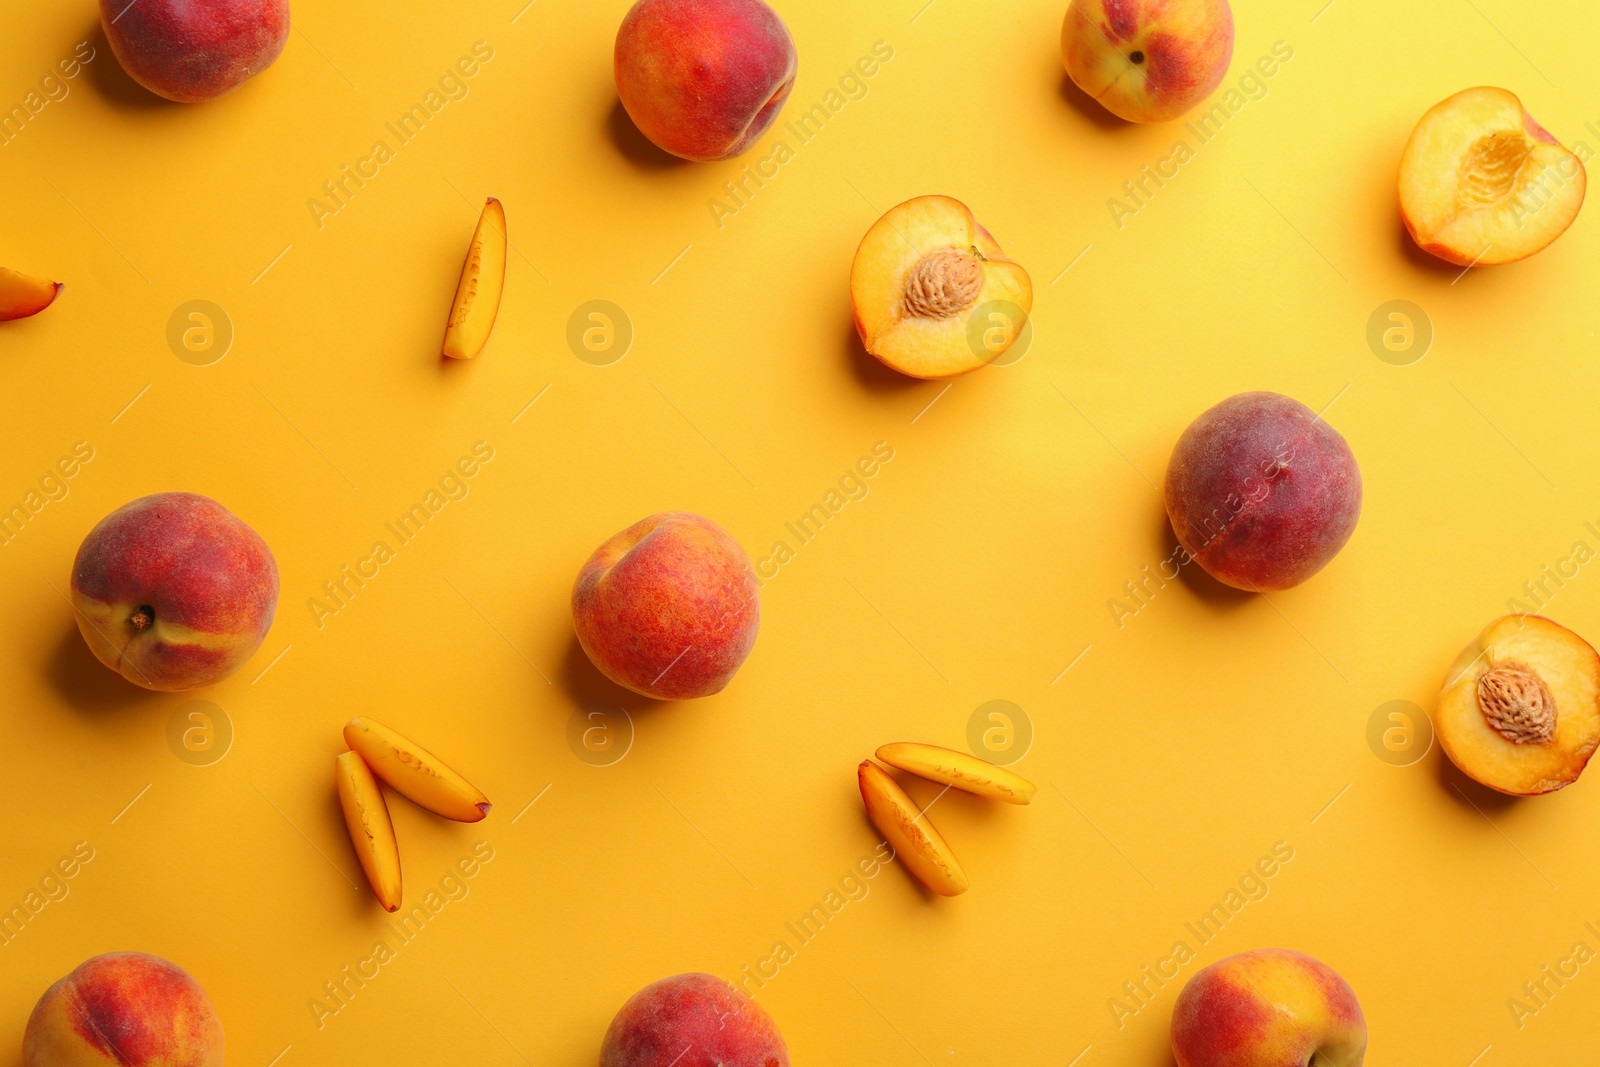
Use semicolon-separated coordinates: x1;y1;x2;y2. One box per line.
1434;615;1600;795
1399;87;1586;266
0;267;62;321
442;197;507;359
858;760;969;896
849;195;1032;379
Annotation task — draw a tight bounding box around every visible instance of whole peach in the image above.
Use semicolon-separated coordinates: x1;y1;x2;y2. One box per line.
1172;949;1366;1067
1164;392;1361;591
1062;0;1234;123
71;493;279;691
615;0;798;161
600;973;789;1067
23;952;224;1067
572;512;759;700
99;0;290;103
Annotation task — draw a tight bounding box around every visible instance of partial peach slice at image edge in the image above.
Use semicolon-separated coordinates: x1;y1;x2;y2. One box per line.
1399;86;1587;266
1434;614;1600;795
875;742;1036;804
335;751;403;911
850;195;1032;379
858;759;969;896
442;196;507;359
344;716;491;822
0;267;62;321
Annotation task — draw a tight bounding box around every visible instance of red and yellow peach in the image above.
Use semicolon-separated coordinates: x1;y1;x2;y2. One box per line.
614;0;798;161
1171;949;1366;1067
23;952;224;1067
600;973;788;1067
99;0;290;103
1062;0;1235;123
572;512;760;700
71;492;279;691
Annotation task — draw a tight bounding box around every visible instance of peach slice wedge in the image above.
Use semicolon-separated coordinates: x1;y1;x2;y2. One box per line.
344;716;491;822
0;267;62;321
1434;614;1600;795
850;195;1032;379
875;742;1036;805
859;759;969;896
1399;87;1587;266
335;751;403;911
442;196;507;359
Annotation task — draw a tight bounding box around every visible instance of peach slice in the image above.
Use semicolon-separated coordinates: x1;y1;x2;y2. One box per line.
442;197;507;359
1434;615;1600;795
1399;87;1587;266
859;759;969;896
850;195;1033;380
0;267;62;321
875;742;1036;804
336;751;403;911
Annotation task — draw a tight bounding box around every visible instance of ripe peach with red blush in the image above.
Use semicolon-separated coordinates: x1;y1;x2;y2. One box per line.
1172;949;1366;1067
1164;392;1361;591
615;0;798;161
572;512;760;700
71;492;280;691
1062;0;1234;123
600;973;789;1067
23;952;224;1067
99;0;290;103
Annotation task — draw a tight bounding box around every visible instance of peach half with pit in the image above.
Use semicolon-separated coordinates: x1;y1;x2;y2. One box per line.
850;195;1033;379
1399;87;1587;266
1435;614;1600;795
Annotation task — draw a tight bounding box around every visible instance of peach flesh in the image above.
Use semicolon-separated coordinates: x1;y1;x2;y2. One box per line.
572;512;760;700
615;0;798;161
23;952;224;1067
71;492;279;691
600;973;789;1067
1164;392;1361;591
99;0;290;103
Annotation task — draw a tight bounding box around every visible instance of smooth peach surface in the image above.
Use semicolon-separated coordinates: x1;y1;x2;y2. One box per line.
1171;949;1366;1067
23;952;223;1067
99;0;289;103
850;195;1033;379
0;267;62;321
1164;392;1361;591
1399;86;1586;266
1062;0;1234;123
70;492;279;691
614;0;798;161
1434;614;1600;795
572;512;759;699
599;973;789;1067
859;759;968;896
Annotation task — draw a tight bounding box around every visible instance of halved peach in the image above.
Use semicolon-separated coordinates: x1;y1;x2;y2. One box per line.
442;197;507;359
849;195;1032;379
1399;87;1586;266
1434;615;1600;795
0;267;62;321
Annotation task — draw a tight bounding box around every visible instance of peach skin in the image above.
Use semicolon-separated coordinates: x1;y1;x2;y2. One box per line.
99;0;290;103
1399;86;1586;266
573;512;760;699
1171;948;1366;1067
614;0;798;161
23;952;224;1067
0;267;63;321
1062;0;1234;123
600;972;789;1067
71;492;279;691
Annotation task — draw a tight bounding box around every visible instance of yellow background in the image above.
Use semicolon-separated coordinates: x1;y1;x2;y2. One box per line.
3;0;1600;1063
